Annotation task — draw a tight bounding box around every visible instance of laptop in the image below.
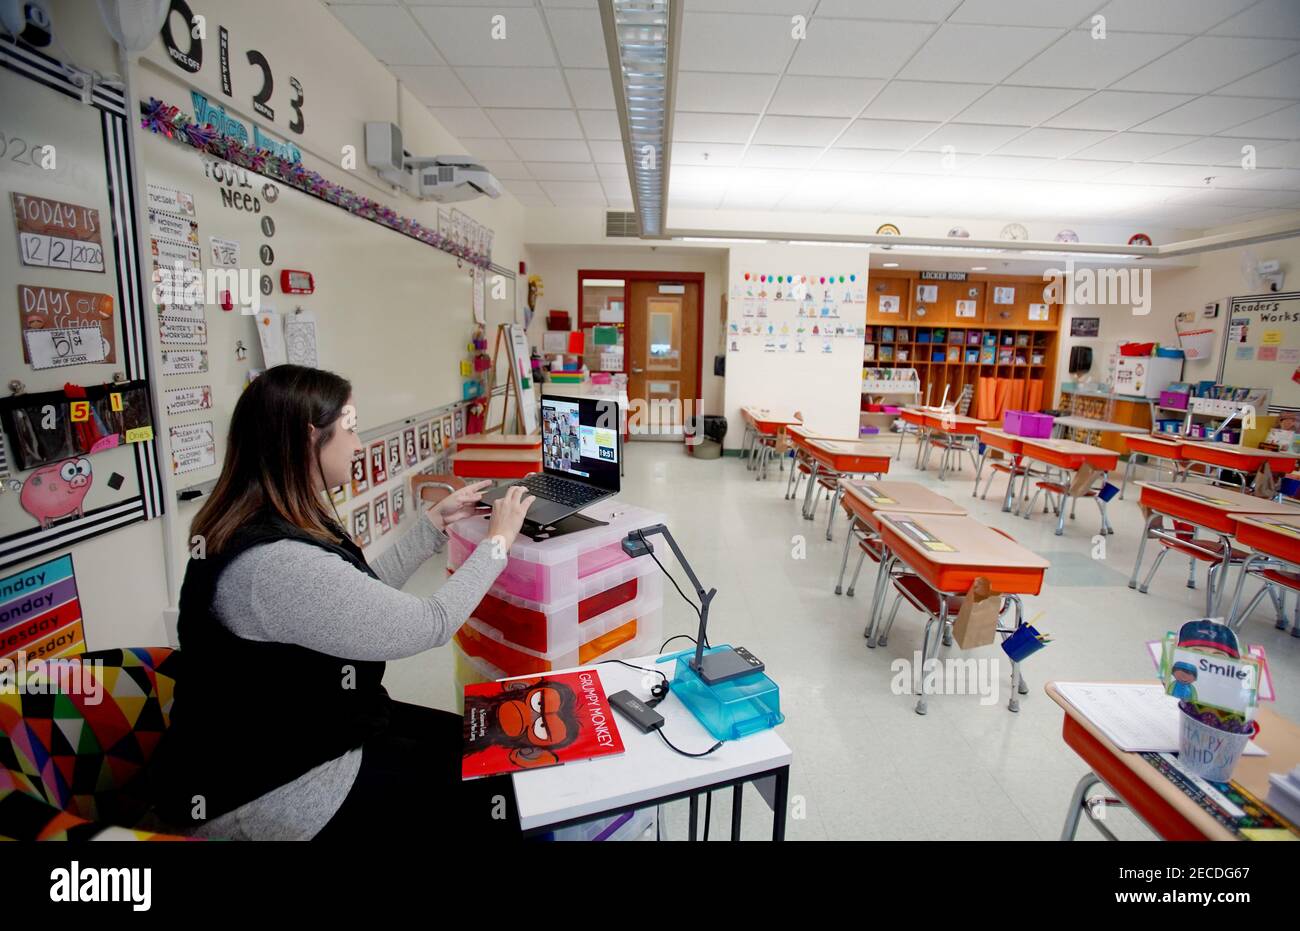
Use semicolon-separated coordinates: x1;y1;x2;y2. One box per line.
479;394;621;525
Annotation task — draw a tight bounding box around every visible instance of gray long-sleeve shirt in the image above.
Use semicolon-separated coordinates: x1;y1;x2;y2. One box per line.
182;514;504;840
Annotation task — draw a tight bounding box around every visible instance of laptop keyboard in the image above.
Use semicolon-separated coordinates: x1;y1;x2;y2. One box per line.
518;474;608;509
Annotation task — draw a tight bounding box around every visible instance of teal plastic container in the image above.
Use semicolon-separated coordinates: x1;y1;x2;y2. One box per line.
657;645;785;742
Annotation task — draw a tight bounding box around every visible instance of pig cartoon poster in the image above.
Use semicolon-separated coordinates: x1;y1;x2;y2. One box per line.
19;458;93;529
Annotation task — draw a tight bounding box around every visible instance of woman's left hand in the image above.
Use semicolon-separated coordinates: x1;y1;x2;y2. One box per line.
427;480;492;531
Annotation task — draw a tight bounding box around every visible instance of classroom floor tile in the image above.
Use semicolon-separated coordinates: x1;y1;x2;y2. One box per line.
385;438;1300;841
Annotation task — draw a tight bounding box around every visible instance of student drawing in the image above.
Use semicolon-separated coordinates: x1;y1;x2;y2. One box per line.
1170;661;1198;702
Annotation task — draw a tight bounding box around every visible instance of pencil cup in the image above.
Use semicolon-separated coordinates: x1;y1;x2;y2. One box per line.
1000;624;1045;663
1178;704;1253;783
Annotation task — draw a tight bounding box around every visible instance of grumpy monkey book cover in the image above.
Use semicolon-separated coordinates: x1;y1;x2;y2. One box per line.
462;670;625;779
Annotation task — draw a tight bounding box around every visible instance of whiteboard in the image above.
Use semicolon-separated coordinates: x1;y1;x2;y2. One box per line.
508;324;538;434
1218;291;1300;412
140;129;490;490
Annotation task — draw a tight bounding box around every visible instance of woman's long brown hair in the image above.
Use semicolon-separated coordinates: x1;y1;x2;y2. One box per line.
191;364;351;554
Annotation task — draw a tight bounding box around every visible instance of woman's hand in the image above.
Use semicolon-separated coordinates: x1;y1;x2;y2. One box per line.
486;485;535;554
426;479;492;531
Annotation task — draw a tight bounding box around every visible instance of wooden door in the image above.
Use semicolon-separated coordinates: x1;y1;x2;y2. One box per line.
627;279;700;436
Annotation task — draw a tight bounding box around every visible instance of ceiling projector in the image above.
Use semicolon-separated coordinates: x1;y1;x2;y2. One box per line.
364;122;499;203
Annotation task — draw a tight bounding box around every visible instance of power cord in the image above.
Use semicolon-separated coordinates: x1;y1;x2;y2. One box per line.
597;658;723;760
638;529;711;650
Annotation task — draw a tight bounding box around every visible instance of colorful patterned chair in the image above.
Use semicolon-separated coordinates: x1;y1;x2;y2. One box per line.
0;647;188;840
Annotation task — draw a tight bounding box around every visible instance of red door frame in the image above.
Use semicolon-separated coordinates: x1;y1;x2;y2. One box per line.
576;269;707;429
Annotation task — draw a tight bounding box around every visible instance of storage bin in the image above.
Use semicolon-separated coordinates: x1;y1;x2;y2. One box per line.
450;557;662;655
447;503;666;603
1159;390;1190;409
1156;346;1184;359
542;807;656;842
1003;410;1054;438
454;595;664;674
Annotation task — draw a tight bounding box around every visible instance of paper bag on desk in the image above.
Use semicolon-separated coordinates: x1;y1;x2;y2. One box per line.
1068;462;1099;497
1253;462;1278;499
952;577;1000;649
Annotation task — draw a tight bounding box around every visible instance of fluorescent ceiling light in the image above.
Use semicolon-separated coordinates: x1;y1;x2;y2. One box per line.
785;240;871;248
971;266;987;271
675;236;769;244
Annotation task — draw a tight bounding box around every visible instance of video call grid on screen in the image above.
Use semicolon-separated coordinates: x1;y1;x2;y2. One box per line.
540;396;620;489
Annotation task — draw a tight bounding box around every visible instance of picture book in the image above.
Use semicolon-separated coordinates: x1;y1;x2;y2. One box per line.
462;670;625;779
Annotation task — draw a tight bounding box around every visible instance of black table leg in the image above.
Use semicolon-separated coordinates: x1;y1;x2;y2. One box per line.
731;783;743;841
772;766;790;841
688;793;698;841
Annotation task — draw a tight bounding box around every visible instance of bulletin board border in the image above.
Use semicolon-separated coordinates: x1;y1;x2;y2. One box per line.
1217;290;1300;417
0;39;164;571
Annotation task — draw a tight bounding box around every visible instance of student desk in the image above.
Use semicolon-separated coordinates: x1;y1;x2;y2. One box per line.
872;512;1049;714
799;439;891;532
835;482;966;639
1016;438;1120;536
505;654;793;840
1120;433;1186;499
1052;414;1135;442
919;413;986;479
1180;441;1297;490
1128;482;1300;616
450;448;542;480
1225;513;1300;633
973;427;1026;512
455;433;542;450
740;407;801;471
1046;681;1300;841
784;424;862;503
896;407;929;464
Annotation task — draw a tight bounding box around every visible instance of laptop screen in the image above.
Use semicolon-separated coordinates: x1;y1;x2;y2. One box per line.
540;395;620;492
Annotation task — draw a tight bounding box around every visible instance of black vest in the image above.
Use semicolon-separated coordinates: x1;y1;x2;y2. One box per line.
148;513;391;826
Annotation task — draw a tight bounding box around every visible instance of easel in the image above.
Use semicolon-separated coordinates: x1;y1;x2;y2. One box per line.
483;323;527;434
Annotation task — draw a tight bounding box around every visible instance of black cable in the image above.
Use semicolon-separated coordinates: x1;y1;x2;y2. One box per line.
638;530;712;650
657;729;722;758
658;633;697;654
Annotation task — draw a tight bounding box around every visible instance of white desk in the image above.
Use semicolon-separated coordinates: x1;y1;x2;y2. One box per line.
505;653;793;839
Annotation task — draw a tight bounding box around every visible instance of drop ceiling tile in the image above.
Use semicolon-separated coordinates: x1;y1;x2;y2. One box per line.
503;179;545;198
788;19;934;78
962;154;1055;178
544;8;608;68
913;123;1027;154
565;69;616;109
672;142;747;166
483;160;531;180
1026;158;1125;181
888;151;959;175
540;180;607;204
406;0;535;6
1150;136;1279;166
949;0;1098;27
721;189;789;211
767;76;884;117
669;185;726;209
815;0;960;19
411;7;556;67
994;127;1111;157
742;145;824;168
1101;162;1224;186
675;72;779;114
487;108;582;138
814;148;901;171
578;109;620;140
586;139;626;162
1044;91;1198;130
670;165;732;187
751;115;849;147
1210;0;1300;39
457;67;573;108
672;112;760;143
512;192;555;207
389;66;475;107
679;13;797;73
1008;30;1186;89
456;137;519;161
329;5;446;65
430;108;499;138
897;24;1063;83
860;81;990;122
526;162;598;181
1089;0;1251;33
838;119;942;149
1135;96;1289;134
688;0;816;13
602;177;633;203
596;162;627;181
1114;37;1300;94
955;86;1090;125
1220;102;1300;139
509;139;592;161
539;0;597;7
1075;132;1190;161
1258;141;1300;169
1212;166;1300;189
1164;186;1300;208
1214;54;1300;98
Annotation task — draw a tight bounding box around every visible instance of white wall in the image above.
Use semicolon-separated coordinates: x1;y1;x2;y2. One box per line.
525;244;728;418
721;244;868;448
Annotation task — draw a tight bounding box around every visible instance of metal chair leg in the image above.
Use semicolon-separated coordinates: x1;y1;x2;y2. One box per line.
878;590;905;647
834;516;856;595
846;546;868;597
1138;546;1170;594
1128;512;1160;589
